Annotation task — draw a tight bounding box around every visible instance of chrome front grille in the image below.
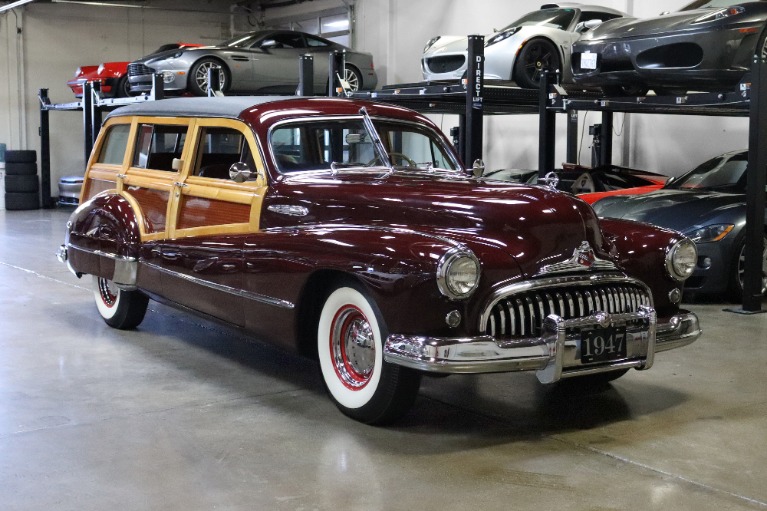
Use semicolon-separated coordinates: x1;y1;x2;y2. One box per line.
127;63;153;77
482;281;652;338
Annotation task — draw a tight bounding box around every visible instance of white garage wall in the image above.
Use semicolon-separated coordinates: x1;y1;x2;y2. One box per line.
0;0;751;200
0;4;231;189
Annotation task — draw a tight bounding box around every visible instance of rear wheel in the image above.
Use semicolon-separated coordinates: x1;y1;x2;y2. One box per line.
514;38;561;89
344;65;362;91
93;276;149;330
317;283;421;424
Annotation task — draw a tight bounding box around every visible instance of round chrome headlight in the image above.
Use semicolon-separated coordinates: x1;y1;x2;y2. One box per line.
437;248;481;300
666;238;697;281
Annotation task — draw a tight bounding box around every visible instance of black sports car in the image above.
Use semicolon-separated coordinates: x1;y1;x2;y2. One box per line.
571;0;767;96
592;150;767;300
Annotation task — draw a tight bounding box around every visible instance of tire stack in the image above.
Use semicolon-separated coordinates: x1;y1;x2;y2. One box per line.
4;150;40;210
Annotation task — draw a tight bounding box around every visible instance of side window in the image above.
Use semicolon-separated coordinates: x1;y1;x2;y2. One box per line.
272;33;305;48
97;124;130;164
132;124;187;171
305;35;330;48
194;127;254;179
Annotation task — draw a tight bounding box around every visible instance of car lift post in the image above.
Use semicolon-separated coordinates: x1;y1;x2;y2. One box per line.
329;50;345;97
737;26;767;313
298;54;314;96
38;88;53;209
462;35;484;168
566;110;578;163
538;71;556;178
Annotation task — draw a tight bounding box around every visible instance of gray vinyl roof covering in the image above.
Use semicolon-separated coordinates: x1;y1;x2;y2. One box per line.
104;96;296;120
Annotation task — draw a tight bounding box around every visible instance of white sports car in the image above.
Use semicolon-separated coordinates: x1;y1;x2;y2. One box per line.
421;3;626;88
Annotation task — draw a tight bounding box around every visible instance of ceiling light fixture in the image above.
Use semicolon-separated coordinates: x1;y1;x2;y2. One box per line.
0;0;36;14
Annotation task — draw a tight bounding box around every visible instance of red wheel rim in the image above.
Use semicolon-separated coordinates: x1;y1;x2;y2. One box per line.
97;278;118;309
329;304;376;391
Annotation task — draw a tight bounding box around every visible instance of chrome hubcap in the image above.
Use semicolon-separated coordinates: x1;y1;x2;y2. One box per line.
330;305;375;390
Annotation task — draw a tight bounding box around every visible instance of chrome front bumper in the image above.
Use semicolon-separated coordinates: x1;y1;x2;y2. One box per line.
384;308;700;384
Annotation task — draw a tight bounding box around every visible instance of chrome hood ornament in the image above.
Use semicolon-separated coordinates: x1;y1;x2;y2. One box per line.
538;241;618;276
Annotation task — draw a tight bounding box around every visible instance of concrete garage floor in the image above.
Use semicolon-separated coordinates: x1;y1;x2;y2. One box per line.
0;208;765;511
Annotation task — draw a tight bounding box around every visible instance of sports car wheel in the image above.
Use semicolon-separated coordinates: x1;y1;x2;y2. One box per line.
730;235;767;300
344;65;362;92
114;75;131;98
317;284;421;424
93;276;149;330
188;58;229;96
514;38;561;89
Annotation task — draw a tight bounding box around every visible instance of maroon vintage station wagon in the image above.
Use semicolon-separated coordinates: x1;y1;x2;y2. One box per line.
58;96;701;423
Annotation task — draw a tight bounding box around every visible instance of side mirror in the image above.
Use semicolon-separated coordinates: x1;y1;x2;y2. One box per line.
472;159;485;177
577;19;602;32
229;162;256;183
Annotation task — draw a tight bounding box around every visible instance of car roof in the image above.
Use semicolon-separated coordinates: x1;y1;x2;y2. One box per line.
105;96;297;121
541;3;626;15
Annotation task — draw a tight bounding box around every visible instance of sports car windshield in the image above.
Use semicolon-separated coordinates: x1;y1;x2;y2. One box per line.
222;31;270;48
668;153;747;191
680;0;761;10
271;118;460;173
498;9;576;32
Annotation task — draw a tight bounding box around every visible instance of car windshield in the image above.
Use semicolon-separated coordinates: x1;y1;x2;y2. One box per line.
679;0;760;10
221;32;269;48
270;118;460;173
498;8;576;31
667;153;748;192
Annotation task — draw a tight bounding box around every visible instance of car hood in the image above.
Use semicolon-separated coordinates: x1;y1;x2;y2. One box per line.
423;35;469;56
592;189;745;231
585;9;712;40
276;171;614;279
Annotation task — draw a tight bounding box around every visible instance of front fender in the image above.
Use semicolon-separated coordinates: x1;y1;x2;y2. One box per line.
245;225;481;337
599;217;688;314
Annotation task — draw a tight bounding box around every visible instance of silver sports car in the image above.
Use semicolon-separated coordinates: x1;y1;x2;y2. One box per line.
128;30;378;96
421;3;626;88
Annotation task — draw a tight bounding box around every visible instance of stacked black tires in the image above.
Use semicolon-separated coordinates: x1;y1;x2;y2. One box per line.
4;150;40;210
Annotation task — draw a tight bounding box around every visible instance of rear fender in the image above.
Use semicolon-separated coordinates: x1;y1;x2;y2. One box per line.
64;192;142;287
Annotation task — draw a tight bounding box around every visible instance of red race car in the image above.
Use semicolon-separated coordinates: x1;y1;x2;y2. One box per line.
67;43;201;98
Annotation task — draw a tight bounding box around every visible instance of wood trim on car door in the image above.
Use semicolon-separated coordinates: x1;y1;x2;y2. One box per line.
166;117;267;239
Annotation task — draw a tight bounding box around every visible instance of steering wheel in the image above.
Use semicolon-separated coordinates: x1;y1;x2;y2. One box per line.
572;172;596;193
367;152;417;167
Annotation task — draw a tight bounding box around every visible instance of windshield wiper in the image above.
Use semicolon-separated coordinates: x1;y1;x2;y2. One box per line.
359;107;392;171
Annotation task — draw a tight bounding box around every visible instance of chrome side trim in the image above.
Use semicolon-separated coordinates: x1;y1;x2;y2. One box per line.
384;307;664;382
267;204;309;217
142;261;295;309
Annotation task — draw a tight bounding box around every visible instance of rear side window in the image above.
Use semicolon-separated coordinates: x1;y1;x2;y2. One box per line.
132;124;188;171
97;124;130;165
194;127;255;179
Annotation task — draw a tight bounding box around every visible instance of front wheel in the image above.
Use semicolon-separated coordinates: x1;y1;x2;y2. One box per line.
188;58;229;96
93;276;149;330
729;235;767;301
317;284;421;424
514;38;561;89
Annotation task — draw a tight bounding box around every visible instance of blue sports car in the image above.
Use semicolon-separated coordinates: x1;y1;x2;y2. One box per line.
592;150;767;300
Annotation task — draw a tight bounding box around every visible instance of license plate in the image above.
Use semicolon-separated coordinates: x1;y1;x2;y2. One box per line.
581;52;597;70
581;325;627;363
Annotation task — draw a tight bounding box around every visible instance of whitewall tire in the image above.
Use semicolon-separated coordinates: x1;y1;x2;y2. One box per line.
317;284;421;424
92;276;149;330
